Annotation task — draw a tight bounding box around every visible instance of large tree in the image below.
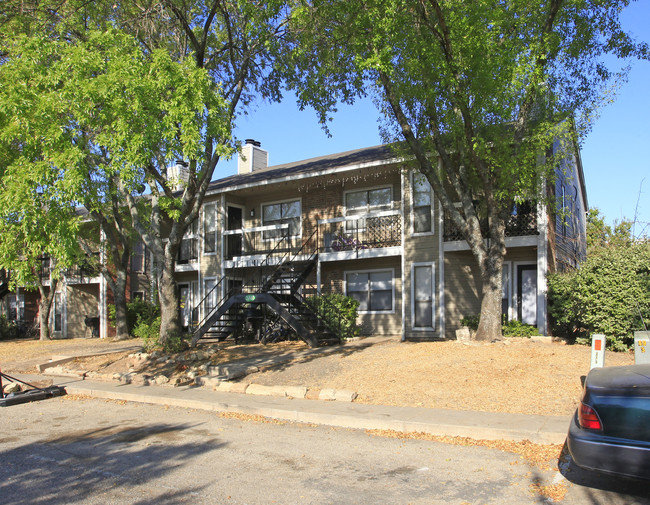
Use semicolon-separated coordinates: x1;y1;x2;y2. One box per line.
288;0;648;340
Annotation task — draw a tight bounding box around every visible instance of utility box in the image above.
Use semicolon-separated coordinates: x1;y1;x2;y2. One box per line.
591;334;606;369
635;331;650;364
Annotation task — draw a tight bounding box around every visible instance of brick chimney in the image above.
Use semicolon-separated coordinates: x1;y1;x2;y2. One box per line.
238;139;268;174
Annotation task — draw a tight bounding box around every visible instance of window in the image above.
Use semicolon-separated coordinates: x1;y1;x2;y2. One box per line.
262;200;301;239
54;292;62;332
412;173;433;234
131;240;146;273
179;218;199;263
203;202;217;254
346;270;393;312
6;294;24;322
345;187;392;230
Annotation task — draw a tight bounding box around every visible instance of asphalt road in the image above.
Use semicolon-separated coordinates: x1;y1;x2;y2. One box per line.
1;396;649;505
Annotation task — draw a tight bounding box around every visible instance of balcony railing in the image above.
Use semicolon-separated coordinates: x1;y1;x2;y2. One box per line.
443;209;538;242
66;252;100;283
223;224;297;262
318;210;402;253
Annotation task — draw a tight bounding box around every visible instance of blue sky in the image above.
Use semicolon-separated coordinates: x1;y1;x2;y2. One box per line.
220;2;650;233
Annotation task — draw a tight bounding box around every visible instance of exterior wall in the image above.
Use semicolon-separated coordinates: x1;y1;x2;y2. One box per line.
443;247;538;339
320;257;402;336
402;170;442;339
65;284;99;339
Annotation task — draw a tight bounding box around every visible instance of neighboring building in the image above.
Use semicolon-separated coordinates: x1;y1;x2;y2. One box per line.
1;139;587;343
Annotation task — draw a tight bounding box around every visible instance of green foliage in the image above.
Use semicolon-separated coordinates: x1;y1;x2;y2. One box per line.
133;316;162;352
109;299;160;336
502;320;541;338
548;241;650;350
0;315;18;341
306;293;361;340
460;315;480;332
461;314;540;337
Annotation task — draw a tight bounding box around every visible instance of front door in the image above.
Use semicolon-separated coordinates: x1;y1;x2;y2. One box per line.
413;264;434;329
179;284;191;328
517;265;537;326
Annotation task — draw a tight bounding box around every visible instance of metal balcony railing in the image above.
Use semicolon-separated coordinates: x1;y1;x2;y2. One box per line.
66;252;100;283
223;223;297;261
443;209;538;242
317;210;402;253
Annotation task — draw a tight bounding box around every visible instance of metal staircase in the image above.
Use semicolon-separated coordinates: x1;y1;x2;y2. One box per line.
190;230;343;348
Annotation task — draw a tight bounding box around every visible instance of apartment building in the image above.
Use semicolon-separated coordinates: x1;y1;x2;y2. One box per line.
2;139;587;344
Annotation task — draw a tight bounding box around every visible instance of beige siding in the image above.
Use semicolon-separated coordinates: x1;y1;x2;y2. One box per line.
66;284;99;339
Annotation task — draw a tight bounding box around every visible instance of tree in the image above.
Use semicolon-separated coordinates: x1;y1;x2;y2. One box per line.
288;0;648;340
113;0;289;344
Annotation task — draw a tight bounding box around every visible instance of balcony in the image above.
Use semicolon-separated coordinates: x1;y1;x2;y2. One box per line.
66;252;101;284
317;210;402;261
443;207;538;242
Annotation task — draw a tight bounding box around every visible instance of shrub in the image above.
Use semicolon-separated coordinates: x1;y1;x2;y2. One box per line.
306;293;361;340
109;299;160;335
548;243;650;351
460;314;480;332
502;319;540;338
0;315;18;340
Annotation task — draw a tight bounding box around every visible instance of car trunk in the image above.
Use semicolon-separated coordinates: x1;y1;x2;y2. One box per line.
583;364;650;442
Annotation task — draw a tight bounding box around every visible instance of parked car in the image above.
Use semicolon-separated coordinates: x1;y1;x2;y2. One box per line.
567;364;650;479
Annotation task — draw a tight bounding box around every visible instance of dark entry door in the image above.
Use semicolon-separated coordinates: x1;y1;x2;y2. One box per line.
226;206;243;260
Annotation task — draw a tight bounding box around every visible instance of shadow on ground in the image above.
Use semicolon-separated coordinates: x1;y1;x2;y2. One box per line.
0;422;226;505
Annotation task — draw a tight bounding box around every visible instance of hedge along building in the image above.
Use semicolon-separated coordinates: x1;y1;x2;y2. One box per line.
1;137;586;343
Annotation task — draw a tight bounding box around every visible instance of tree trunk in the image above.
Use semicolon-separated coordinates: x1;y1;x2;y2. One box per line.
473;235;506;342
38;281;57;341
158;256;182;343
113;269;130;340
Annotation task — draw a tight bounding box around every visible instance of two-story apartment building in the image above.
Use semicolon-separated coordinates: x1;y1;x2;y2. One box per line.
2;138;587;344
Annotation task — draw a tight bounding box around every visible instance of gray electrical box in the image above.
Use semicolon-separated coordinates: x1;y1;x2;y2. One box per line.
634;331;650;364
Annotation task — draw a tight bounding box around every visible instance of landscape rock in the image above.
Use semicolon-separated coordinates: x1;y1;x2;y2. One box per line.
318;389;337;401
334;390;358;402
154;374;170;385
3;382;21;394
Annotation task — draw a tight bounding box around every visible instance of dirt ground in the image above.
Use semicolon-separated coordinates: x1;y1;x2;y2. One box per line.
0;336;635;417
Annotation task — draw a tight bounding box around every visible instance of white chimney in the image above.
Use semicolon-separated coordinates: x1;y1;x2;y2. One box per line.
238;139;268;174
167;160;190;191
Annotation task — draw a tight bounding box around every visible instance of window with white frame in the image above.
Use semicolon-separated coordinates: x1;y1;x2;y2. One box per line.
502;262;511;320
6;294;24;322
262;199;301;240
412;173;433;234
53;292;62;332
179;218;199;263
203;202;217;254
346;270;394;312
131;240;146;273
345;187;392;231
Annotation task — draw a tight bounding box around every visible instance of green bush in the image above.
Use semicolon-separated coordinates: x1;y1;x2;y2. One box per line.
502;319;540;338
460;314;540;337
306;293;361;340
0;315;18;340
133;316;188;354
109;299;160;335
548;243;650;350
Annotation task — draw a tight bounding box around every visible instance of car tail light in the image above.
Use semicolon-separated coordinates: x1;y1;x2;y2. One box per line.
578;402;602;430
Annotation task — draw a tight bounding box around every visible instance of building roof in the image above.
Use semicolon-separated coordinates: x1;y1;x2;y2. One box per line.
207;144;400;194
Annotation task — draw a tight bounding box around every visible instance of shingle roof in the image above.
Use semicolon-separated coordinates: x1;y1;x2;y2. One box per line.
207;144;398;194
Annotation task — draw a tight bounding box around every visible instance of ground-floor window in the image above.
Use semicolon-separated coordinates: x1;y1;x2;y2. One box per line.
345;269;394;313
6;294;24;322
53;292;62;332
412;263;435;329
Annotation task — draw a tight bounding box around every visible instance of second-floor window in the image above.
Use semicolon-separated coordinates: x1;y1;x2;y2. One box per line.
412;173;433;234
345;186;392;231
262;199;301;240
131;240;146;273
179;219;199;263
203;203;217;254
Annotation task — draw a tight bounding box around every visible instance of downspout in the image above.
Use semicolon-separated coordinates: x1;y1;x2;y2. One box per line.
400;169;406;341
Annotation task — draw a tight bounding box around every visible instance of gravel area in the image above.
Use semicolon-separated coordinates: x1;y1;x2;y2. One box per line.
0;336;635;416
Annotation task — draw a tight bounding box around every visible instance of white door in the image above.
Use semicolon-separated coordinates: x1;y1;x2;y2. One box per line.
413;265;434;329
518;265;537;326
